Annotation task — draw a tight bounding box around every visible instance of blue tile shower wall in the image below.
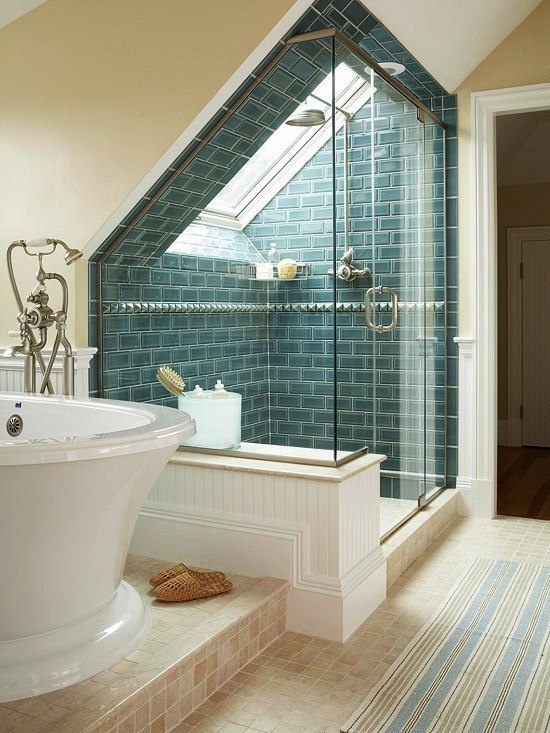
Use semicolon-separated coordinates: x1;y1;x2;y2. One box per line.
100;253;271;443
91;0;458;486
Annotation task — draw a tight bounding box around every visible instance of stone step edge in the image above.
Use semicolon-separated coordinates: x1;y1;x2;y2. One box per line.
383;490;459;589
85;582;288;733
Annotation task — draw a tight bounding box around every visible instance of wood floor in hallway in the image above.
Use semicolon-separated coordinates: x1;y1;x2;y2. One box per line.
497;445;550;520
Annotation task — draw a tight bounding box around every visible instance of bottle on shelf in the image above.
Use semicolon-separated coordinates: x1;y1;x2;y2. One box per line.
255;242;278;280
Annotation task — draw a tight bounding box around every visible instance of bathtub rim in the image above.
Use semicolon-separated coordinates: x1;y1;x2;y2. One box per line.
0;392;195;465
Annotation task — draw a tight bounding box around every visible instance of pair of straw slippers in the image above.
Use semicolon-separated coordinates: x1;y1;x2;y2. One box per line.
149;563;232;602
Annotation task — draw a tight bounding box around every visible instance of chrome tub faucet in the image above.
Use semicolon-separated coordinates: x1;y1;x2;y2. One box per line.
4;238;83;396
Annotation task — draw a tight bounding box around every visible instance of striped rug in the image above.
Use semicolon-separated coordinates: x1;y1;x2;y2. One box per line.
342;558;549;733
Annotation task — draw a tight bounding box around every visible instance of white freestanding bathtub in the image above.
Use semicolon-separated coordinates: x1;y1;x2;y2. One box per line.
0;392;195;702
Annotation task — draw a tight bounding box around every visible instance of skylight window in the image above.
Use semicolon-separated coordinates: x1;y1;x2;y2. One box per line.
209;64;367;219
169;63;374;256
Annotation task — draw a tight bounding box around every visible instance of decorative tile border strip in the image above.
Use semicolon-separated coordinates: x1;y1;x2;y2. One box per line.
103;301;446;314
104;302;268;314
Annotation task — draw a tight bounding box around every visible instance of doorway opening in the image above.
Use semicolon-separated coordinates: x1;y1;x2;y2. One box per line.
496;110;550;520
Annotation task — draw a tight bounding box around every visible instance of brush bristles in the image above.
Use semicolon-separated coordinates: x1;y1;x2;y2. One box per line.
157;366;185;395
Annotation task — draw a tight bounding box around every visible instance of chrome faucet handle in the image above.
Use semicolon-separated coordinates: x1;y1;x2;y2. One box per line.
327;248;371;281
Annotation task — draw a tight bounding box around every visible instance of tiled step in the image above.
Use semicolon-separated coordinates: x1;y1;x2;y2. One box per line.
0;556;287;733
383;490;459;588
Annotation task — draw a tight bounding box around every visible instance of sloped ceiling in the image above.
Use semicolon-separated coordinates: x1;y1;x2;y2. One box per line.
361;0;543;91
1;0;544;92
497;111;550;185
0;0;47;30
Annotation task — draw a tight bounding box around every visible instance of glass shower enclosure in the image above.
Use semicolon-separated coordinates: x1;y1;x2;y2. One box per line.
169;29;448;527
242;31;444;499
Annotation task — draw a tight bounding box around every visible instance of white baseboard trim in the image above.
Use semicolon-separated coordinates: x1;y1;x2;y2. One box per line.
286;551;386;642
470;478;496;519
455;477;496;519
455;477;473;516
136;503;385;590
132;507;297;585
132;508;386;642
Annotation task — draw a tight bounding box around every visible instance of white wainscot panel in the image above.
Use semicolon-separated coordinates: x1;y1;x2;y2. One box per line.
131;455;386;642
0;348;96;398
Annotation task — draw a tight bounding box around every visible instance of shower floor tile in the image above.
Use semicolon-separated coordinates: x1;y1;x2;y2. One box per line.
379;496;418;538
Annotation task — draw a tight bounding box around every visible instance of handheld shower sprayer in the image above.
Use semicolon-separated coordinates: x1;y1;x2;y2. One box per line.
24;237;83;265
5;237;84;395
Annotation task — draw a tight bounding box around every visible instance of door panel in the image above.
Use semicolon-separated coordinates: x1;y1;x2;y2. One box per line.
522;240;550;447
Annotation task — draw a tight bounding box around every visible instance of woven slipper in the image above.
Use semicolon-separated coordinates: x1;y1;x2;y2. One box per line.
149;563;226;588
153;568;233;603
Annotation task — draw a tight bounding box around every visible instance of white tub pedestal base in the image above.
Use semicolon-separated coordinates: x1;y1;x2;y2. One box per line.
0;581;149;703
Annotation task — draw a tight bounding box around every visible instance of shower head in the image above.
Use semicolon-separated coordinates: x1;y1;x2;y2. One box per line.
378;61;405;77
286;108;326;127
61;244;83;265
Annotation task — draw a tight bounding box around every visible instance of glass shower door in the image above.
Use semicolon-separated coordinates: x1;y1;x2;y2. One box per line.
368;70;427;522
333;32;448;535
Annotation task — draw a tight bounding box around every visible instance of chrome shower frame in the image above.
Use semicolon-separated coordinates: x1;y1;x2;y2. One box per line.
5;238;82;396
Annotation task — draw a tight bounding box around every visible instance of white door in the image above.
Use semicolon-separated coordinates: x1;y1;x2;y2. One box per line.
522;240;550;447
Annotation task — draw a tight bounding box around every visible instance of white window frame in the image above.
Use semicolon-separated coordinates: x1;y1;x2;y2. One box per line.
195;66;375;231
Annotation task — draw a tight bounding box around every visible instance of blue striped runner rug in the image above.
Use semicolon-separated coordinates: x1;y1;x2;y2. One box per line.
342;558;549;733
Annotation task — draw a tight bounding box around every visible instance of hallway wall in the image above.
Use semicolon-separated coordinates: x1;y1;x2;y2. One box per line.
497;181;550;419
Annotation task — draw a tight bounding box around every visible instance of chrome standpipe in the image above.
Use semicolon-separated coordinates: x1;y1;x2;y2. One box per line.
4;238;83;396
327;115;371;282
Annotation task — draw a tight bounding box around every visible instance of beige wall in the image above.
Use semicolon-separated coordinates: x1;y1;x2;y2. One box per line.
497;182;550;418
0;0;296;348
456;0;550;336
4;0;550;351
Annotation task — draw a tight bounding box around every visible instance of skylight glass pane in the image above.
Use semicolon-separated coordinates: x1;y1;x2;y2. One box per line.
208;63;366;215
213;114;312;210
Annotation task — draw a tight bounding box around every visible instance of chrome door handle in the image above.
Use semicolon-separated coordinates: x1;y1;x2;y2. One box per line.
365;285;399;333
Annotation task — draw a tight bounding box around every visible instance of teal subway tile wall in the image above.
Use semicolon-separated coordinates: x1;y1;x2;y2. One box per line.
88;0;458;488
101;254;271;443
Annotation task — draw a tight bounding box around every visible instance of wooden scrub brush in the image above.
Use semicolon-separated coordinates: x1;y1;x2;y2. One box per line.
156;365;186;396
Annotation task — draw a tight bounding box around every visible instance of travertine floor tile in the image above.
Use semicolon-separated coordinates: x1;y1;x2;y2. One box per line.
0;559;286;733
182;514;548;733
